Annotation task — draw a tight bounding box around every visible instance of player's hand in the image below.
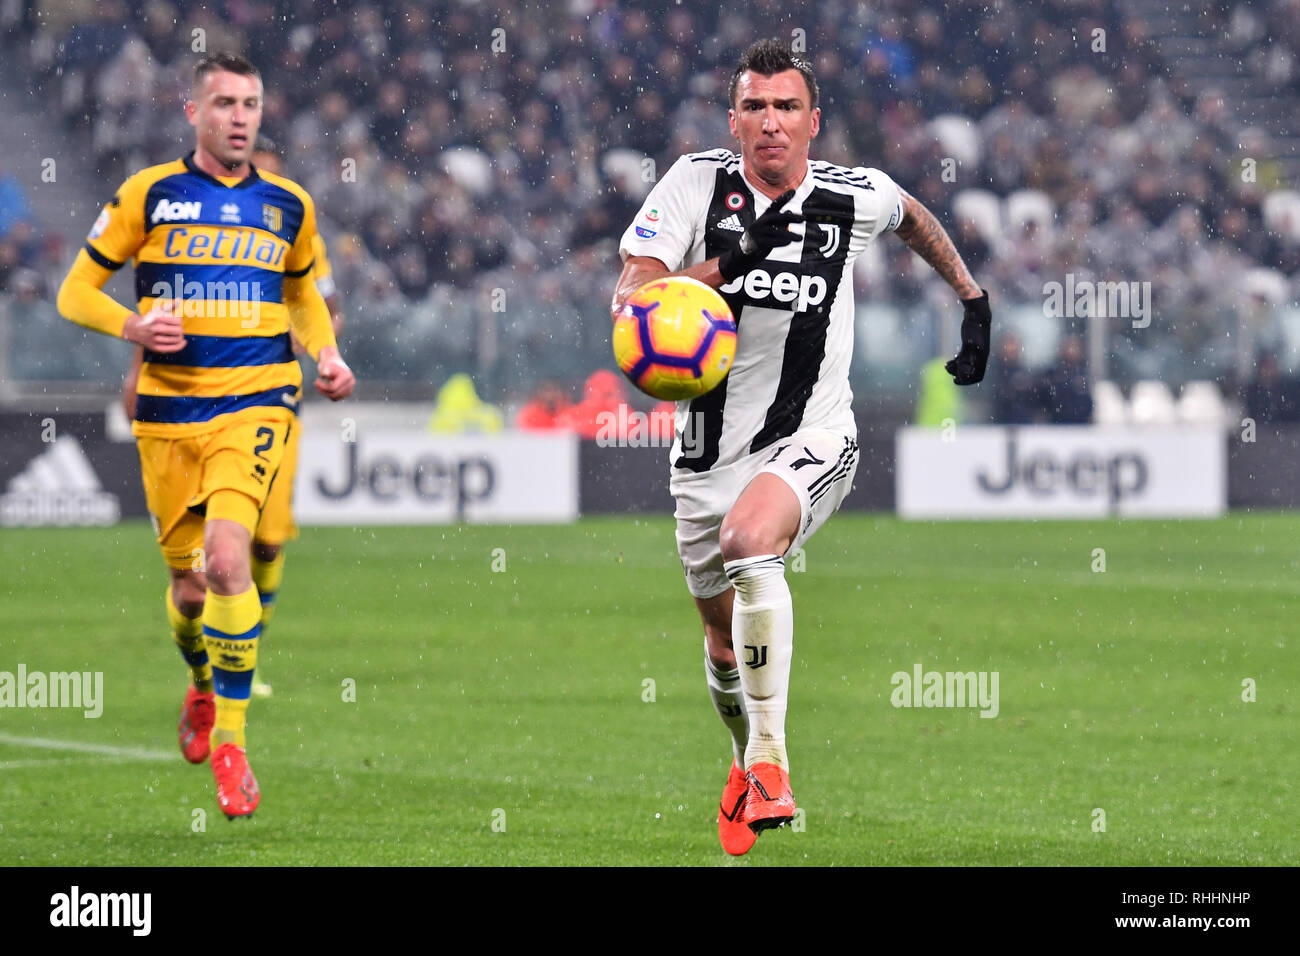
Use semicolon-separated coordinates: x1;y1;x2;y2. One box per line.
315;346;355;401
945;290;992;385
123;299;185;353
718;189;799;281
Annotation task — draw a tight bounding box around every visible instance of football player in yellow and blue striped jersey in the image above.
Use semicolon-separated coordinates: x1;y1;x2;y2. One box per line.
118;139;345;701
57;52;355;819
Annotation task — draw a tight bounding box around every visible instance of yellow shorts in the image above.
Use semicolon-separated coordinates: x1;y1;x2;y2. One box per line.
137;412;294;570
255;415;299;546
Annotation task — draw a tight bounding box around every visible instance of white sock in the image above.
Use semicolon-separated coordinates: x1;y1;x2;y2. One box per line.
704;646;748;767
724;554;793;771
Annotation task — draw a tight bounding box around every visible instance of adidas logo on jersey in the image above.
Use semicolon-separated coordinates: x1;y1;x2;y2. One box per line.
151;199;203;223
719;267;829;313
716;214;744;232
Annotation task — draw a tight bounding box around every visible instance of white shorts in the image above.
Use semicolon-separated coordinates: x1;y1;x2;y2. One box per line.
670;428;860;599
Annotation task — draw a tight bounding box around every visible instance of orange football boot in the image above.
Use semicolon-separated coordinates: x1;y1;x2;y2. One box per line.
719;761;758;855
177;685;216;763
743;762;795;833
212;743;260;819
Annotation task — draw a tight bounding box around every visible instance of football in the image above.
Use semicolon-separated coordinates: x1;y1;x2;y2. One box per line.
612;276;738;401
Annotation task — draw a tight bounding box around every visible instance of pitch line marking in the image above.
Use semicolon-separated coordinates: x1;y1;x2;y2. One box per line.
0;757;128;771
0;734;173;762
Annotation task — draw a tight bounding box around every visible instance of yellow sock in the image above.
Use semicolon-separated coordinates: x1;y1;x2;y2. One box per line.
250;549;285;630
214;695;250;747
202;586;260;749
167;589;212;693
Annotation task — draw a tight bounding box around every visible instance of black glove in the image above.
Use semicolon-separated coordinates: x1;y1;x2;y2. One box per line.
718;189;799;281
945;290;992;385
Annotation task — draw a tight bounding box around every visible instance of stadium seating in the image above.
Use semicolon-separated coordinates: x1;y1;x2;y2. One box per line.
952;188;1003;247
1129;380;1179;425
1262;189;1300;242
1001;303;1061;369
1177;381;1230;427
1092;380;1129;425
929;114;982;169
6;0;1297;419
600;149;654;201
1241;266;1291;305
1004;189;1055;237
440;147;493;198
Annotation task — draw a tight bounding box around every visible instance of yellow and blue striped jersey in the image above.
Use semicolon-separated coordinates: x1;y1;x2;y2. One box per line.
83;151;324;437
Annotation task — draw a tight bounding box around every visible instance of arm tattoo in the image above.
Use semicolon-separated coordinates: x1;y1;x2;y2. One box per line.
893;193;981;299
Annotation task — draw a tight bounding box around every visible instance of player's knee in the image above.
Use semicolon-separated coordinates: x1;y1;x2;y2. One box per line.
169;572;205;617
203;540;252;594
705;629;736;670
252;540;281;563
719;519;782;563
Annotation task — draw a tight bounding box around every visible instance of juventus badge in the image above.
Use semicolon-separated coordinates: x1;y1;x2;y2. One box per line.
818;223;840;257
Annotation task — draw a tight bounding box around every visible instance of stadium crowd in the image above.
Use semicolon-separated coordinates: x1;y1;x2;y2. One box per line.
2;0;1299;420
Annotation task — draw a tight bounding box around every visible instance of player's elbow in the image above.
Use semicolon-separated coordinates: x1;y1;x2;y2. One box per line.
896;192;927;235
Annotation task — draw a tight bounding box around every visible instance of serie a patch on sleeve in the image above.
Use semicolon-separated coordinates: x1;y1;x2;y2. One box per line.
89;208;111;239
886;201;902;232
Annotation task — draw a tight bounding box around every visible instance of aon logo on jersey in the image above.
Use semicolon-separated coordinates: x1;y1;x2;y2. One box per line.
151;199;203;223
719;268;828;313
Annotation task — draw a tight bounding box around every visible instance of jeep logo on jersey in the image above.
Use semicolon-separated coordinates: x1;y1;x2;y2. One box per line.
150;199;202;223
718;267;829;313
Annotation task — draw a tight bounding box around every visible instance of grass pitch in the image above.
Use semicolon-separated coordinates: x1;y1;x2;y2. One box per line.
0;515;1295;865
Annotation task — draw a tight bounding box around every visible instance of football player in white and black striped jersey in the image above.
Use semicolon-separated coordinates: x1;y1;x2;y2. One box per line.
613;38;992;856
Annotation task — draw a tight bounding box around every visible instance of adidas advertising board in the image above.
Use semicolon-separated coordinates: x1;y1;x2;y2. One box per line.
0;415;137;526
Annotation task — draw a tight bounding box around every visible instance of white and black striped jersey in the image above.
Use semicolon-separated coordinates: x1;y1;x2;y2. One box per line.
619;148;904;473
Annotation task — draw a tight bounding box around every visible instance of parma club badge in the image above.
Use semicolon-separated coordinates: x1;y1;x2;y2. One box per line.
262;203;282;233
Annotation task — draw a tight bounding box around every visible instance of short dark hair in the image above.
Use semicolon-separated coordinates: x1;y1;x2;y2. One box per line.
194;52;261;90
728;39;818;110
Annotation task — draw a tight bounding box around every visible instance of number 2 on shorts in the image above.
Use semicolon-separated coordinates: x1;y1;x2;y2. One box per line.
252;427;275;460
